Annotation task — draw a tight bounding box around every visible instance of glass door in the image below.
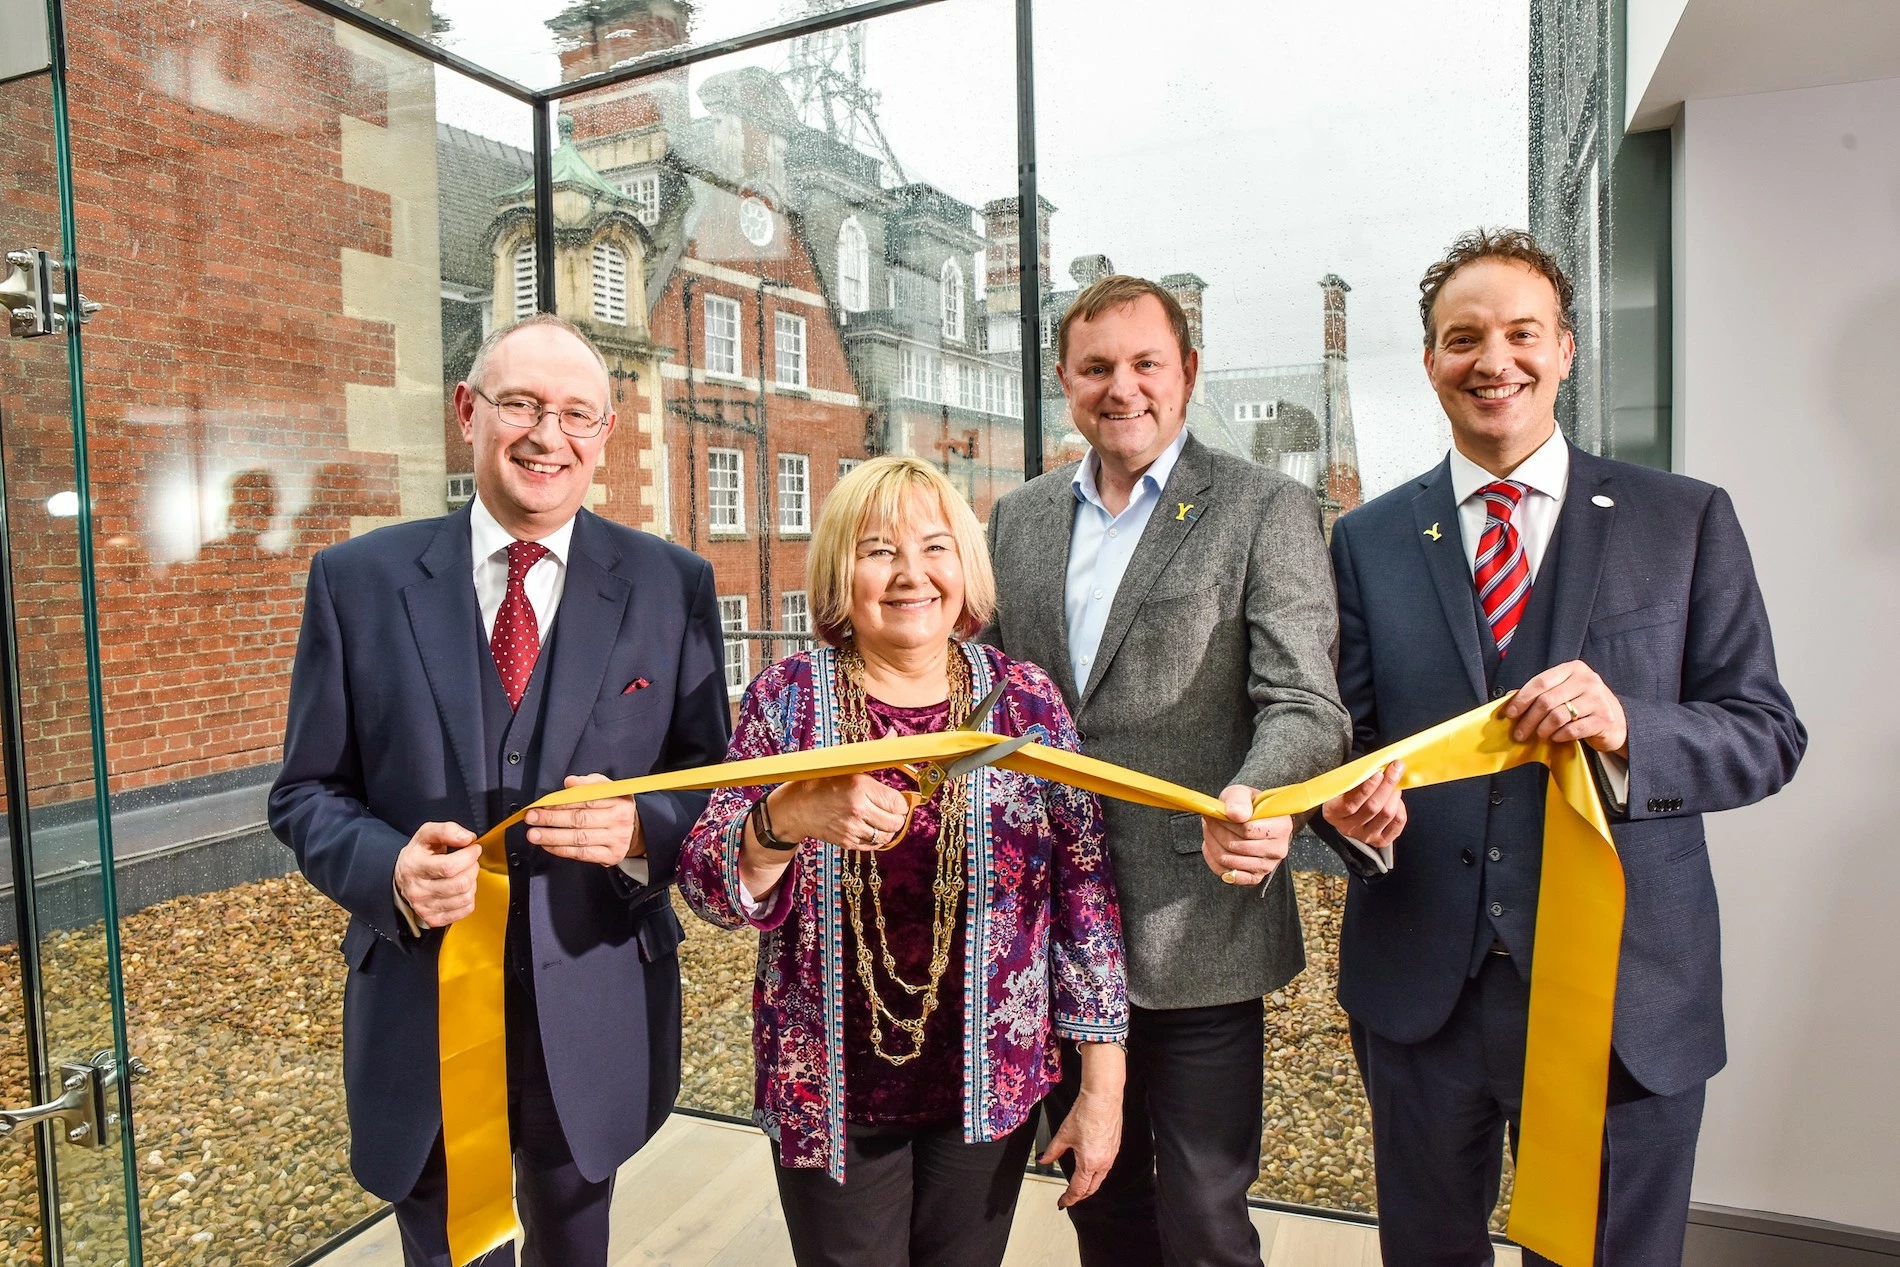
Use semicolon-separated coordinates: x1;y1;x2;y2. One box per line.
1;4;145;1264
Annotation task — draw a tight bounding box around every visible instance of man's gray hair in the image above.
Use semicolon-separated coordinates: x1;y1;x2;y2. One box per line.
465;313;611;397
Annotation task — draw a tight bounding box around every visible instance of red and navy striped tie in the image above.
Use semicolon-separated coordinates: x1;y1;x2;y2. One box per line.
1473;480;1532;656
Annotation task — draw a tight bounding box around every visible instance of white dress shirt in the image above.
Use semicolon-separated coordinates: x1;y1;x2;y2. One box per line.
398;498;644;933
1064;427;1190;691
1345;428;1626;875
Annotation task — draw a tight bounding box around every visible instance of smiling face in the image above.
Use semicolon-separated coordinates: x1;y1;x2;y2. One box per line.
455;323;616;539
1057;295;1198;487
1423;257;1575;474
847;494;966;660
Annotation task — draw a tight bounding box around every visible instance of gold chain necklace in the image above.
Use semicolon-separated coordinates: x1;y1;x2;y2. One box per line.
836;645;971;1065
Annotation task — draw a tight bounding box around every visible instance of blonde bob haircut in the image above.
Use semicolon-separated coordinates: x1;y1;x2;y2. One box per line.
808;455;996;648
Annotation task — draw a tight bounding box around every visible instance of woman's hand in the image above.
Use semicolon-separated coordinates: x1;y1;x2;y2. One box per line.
767;774;912;852
1041;1041;1125;1208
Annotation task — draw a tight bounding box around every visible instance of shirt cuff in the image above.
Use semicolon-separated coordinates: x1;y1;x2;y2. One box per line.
1342;836;1395;875
737;875;784;920
617;857;651;887
1595;751;1631;813
393;878;425;937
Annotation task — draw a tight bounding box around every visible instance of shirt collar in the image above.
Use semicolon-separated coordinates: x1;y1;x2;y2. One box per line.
469;494;575;570
1448;425;1571;507
1073;425;1190;511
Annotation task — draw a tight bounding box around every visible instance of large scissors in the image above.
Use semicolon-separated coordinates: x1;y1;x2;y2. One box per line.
880;680;1034;848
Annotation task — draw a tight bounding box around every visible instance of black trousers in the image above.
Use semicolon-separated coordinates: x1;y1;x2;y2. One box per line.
1045;998;1266;1267
1352;954;1706;1267
773;1118;1037;1267
392;982;617;1267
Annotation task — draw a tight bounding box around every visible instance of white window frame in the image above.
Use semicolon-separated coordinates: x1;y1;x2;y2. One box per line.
1234;401;1278;423
591;241;627;325
940;259;965;342
837;216;870;312
704;294;741;377
708;447;744;534
777;453;811;534
774;312;808;388
512;241;536;322
718;595;749;697
780;590;811;637
616;171;661;226
838;457;863;480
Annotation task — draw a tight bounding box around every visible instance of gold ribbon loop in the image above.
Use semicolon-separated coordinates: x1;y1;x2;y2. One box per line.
438;696;1618;1266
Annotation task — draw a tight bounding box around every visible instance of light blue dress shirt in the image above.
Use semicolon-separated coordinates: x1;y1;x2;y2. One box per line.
1064;428;1190;692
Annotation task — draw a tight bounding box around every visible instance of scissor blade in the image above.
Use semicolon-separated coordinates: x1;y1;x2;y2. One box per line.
958;681;1008;732
941;732;1035;780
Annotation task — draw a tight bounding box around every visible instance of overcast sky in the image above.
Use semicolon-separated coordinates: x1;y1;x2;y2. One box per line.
432;0;1529;498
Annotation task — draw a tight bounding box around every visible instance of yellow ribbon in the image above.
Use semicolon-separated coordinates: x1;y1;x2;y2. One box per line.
437;698;1619;1266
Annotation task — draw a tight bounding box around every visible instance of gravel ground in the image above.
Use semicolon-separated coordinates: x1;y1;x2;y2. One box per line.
2;870;1509;1265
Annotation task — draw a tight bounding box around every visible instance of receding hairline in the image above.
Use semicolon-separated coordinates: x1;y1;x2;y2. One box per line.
466;316;612;404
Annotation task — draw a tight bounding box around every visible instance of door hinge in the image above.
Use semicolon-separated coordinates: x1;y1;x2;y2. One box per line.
2;248;101;338
0;1050;149;1147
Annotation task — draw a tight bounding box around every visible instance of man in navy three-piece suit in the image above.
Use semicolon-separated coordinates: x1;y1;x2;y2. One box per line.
270;315;730;1266
1316;230;1805;1265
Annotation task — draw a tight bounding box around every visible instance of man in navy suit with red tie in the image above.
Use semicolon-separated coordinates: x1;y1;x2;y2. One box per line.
1315;231;1805;1264
270;314;730;1266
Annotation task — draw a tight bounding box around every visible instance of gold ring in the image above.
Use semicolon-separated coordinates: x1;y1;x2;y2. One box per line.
1221;868;1243;885
1564;700;1580;722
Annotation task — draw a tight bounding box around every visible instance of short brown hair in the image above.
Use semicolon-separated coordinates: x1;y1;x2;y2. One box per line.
807;456;996;648
1057;274;1193;366
466;312;611;400
1418;228;1575;348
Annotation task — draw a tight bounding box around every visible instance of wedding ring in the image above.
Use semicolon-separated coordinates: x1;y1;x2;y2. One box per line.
1221;868;1244;885
1564;700;1580;722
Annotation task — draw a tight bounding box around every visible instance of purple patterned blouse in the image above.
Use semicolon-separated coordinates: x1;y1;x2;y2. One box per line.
678;642;1128;1179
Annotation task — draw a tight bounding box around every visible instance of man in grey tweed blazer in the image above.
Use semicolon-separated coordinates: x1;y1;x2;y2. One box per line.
985;276;1349;1267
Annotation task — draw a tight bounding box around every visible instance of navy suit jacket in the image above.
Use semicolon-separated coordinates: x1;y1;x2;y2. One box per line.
268;504;730;1197
1322;445;1805;1097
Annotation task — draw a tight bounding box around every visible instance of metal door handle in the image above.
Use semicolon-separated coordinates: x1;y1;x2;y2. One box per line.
0;1050;147;1147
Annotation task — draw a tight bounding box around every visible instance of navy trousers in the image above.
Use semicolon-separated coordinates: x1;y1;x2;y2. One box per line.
392;984;616;1267
1046;998;1267;1267
1352;954;1705;1266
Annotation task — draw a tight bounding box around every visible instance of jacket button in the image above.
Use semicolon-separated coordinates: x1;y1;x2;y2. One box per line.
1461;849;1475;866
1488;847;1501;862
507;802;519;813
1672;798;1683;811
1491;686;1507;700
1490;903;1504;918
508;751;522;765
1489;791;1504;807
1647;798;1661;813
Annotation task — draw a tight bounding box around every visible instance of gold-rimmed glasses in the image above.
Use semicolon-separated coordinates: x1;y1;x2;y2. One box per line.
471;385;607;438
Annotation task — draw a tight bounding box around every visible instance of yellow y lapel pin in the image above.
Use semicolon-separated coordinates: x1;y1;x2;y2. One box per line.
1176;503;1199;522
1423;522;1443;541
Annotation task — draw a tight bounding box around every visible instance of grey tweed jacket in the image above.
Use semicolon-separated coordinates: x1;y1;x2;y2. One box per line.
984;433;1350;1010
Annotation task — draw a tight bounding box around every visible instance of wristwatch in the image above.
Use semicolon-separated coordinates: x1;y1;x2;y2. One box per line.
749;794;801;852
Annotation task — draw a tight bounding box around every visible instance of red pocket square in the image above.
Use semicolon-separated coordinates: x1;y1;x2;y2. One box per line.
622;677;651;694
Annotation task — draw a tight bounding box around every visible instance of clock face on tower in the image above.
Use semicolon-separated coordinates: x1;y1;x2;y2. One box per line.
739;197;774;247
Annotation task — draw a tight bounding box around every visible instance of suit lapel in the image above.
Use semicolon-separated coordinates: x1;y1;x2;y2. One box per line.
1412;460;1488;704
534;510;632;786
1080;434;1214;708
1034;474;1084;703
403;506;486;826
1545;446;1615;665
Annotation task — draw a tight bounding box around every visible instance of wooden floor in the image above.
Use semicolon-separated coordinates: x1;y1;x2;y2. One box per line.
316;1115;1521;1266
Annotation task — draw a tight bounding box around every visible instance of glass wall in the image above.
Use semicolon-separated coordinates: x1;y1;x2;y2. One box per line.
2;0;536;1259
1;0;1571;1258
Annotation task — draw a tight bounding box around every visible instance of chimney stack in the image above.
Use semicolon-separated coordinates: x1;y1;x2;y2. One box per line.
1161;273;1207;348
1069;254;1114;289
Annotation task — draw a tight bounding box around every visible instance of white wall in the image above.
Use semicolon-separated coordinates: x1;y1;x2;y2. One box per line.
1676;75;1900;1234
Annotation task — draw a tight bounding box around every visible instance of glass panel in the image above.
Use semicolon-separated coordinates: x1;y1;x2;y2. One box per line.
1032;0;1530;1218
43;0;537;1257
1;63;140;1267
541;0;1016;1117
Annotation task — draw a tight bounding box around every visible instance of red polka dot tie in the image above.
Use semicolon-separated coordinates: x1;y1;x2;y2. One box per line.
1474;480;1532;656
491;539;549;710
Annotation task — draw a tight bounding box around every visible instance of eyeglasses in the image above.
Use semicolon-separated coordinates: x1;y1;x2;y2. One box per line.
471;386;607;439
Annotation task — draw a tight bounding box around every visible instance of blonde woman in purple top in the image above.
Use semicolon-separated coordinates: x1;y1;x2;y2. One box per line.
679;456;1128;1267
